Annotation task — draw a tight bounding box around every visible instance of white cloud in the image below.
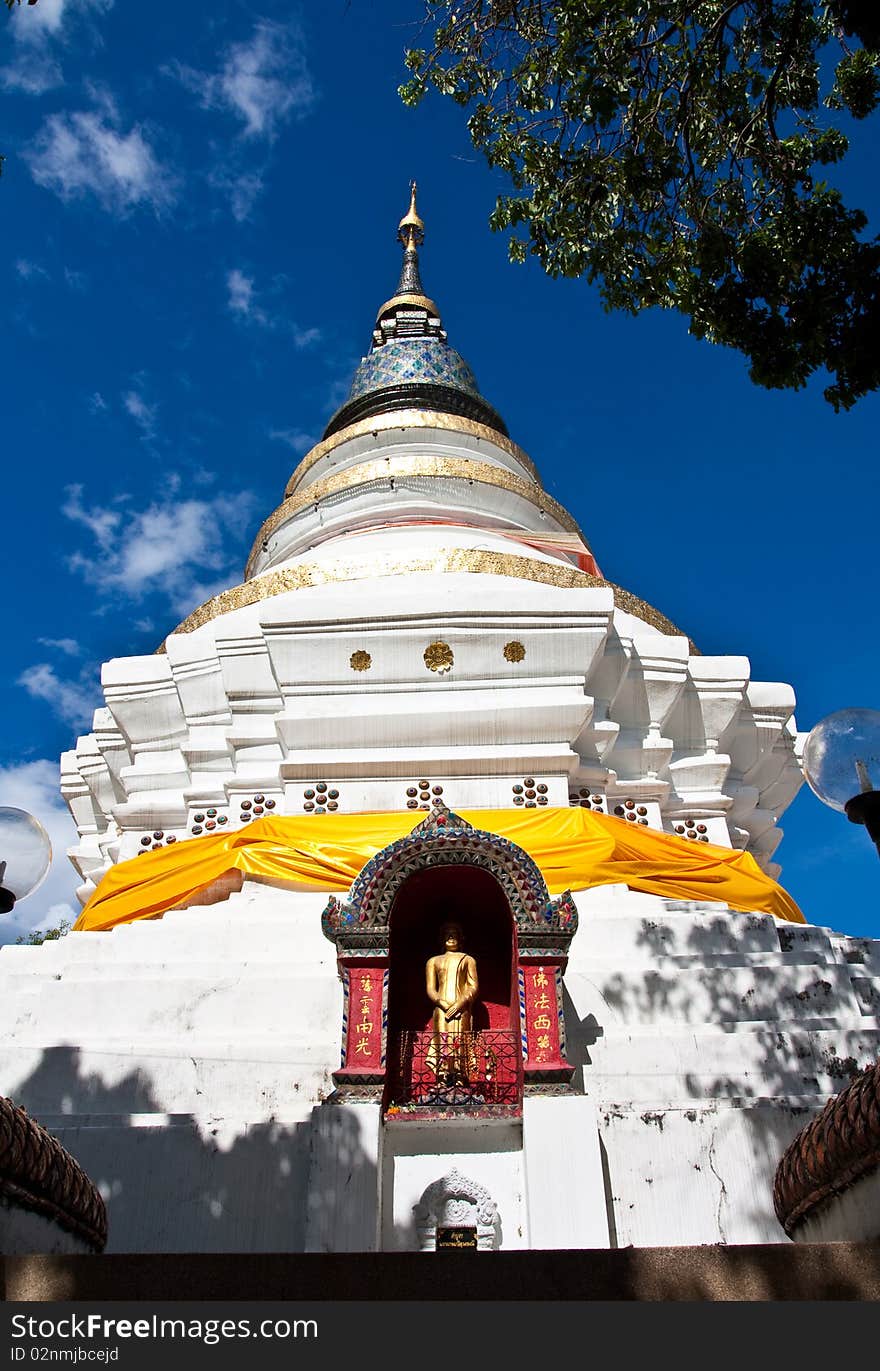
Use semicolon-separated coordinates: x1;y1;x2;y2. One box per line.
62;481;257;609
2;45;62;96
18;664;99;729
227;267;266;324
26;91;175;215
226;268;320;347
270;427;315;455
37;637;81;657
173;19;316;141
208;163;265;222
292;323;321;349
13;0;78;39
62;482;121;551
88;391;107;413
0;759;81;946
123;386;158;439
2;0;113;96
15;258;50;280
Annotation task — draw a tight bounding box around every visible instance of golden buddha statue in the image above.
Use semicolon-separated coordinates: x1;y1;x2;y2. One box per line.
425;921;479;1085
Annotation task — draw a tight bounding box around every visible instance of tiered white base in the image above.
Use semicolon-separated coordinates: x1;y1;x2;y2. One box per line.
1;881;877;1253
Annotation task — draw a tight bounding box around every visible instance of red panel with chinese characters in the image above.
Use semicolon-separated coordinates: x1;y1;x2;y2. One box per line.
337;960;387;1084
520;961;571;1080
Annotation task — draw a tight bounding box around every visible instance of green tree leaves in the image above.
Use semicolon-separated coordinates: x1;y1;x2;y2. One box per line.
402;1;880;407
16;919;71;945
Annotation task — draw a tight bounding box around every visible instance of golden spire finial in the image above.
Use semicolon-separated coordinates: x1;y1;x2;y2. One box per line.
397;180;425;251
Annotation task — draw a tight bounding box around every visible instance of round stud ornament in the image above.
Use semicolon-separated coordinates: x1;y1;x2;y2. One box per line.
350;650;372;672
503;640;526;663
424;641;454;674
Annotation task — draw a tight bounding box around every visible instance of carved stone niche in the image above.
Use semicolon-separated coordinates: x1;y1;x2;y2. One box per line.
413;1168;500;1252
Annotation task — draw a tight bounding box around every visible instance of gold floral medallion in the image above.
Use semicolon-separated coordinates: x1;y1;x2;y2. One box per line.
349;650;372;672
424;641;454;674
503;640;526;663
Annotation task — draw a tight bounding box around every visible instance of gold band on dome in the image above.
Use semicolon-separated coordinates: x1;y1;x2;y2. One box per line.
159;547;697;653
375;293;439;319
246;455;588;576
285;410;541;495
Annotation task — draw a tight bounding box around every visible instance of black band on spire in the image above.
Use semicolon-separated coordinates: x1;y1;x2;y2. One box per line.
395;246;424;298
323;383;509;440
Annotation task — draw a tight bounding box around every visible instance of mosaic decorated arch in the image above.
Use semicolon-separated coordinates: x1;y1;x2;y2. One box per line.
321;803;577;1105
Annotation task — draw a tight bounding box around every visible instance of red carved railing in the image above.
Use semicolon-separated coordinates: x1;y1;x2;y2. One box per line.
386;1029;522;1116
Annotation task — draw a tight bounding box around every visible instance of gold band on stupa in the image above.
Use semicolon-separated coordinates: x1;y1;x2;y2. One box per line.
374;292;439;319
160;546;697;652
285;410;541;495
247;454;588;577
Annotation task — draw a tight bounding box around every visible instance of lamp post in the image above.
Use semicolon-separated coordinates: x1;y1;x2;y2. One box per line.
0;806;52;914
802;708;880;857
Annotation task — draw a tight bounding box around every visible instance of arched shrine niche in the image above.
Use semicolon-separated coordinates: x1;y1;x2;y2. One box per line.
321;803;580;1116
385;864;519;1115
387;864;516;1038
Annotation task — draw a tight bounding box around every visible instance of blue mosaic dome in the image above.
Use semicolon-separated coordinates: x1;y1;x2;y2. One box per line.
321;194;508;442
324;333;508;440
347;338;482;404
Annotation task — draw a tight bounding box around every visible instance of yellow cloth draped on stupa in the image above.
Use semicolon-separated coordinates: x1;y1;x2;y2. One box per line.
72;807;805;931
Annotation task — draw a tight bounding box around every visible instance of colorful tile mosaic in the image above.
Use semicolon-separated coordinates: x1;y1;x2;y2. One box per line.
347;339;481;403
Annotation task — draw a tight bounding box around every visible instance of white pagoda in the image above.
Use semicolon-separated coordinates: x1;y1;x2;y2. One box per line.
2;190;878;1256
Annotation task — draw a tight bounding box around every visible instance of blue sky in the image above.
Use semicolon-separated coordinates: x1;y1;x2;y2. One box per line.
1;0;878;943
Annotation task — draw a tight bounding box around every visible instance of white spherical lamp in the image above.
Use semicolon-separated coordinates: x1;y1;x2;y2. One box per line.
0;807;53;913
802;708;880;855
